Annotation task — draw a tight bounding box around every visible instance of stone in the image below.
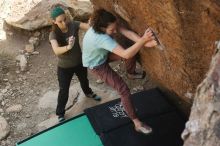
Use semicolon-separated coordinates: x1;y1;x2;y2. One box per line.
0;93;3;101
3;79;8;82
1;89;7;94
17;123;27;131
24;52;30;56
0;116;10;140
28;37;39;47
33;31;41;37
6;104;22;113
1;101;5;106
36;92;40;95
96;79;104;84
31;51;40;55
18;49;25;54
136;85;144;91
19;55;27;72
25;114;31;118
25;44;34;53
5;84;11;89
184;92;193;99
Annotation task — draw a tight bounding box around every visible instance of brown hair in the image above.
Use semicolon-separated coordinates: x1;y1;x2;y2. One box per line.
90;9;117;34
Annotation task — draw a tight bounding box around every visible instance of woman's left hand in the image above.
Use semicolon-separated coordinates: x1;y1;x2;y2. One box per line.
142;28;154;42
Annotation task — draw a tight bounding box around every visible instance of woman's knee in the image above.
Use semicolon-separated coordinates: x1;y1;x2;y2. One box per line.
117;84;130;97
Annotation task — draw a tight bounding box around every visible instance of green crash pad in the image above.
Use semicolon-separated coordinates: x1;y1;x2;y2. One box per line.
16;115;103;146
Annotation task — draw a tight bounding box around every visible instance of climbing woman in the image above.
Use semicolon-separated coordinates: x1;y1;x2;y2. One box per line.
49;6;101;122
82;9;157;134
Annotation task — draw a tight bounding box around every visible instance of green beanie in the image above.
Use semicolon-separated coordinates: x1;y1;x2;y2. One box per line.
51;7;65;19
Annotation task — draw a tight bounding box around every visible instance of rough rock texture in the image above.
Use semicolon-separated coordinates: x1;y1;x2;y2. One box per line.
4;0;92;30
4;0;54;30
90;0;220;107
66;0;93;21
182;43;220;146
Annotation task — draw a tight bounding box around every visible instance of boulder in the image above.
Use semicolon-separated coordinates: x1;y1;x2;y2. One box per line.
4;0;92;31
182;42;220;146
66;0;93;21
90;0;220;110
4;0;69;30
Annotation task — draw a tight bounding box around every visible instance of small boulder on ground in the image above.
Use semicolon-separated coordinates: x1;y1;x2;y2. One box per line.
0;116;10;140
6;104;23;113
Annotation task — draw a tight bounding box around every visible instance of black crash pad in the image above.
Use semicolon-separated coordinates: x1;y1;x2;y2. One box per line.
100;111;185;146
84;88;176;134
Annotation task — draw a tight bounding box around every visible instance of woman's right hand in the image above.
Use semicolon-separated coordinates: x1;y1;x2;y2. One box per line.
67;36;75;50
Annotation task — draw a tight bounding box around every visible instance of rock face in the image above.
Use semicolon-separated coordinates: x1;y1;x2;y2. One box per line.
66;0;93;21
90;0;220;106
182;43;220;146
4;0;92;30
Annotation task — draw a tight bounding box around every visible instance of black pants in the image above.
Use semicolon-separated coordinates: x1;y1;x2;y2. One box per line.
56;64;93;116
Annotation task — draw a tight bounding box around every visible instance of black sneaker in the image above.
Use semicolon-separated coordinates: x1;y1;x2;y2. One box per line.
86;93;102;101
58;115;65;123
